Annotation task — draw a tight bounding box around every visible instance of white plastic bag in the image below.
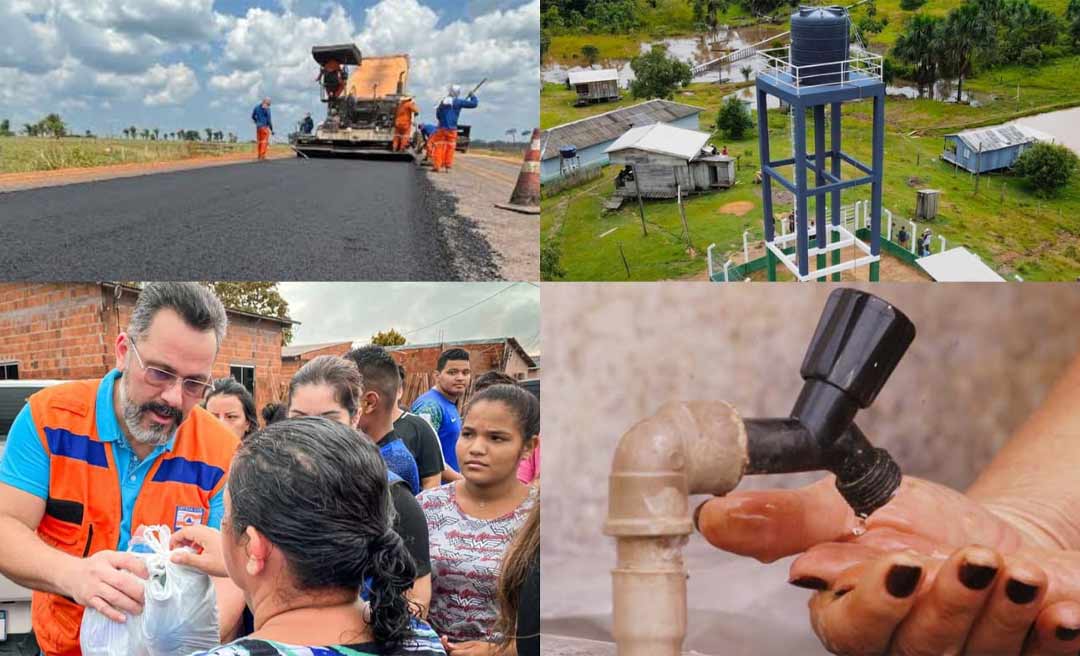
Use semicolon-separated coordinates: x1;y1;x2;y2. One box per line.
80;525;221;656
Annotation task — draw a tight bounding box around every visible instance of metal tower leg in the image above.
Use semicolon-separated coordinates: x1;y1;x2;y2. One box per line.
813;105;827;282
757;88;777;281
869;92;884;282
793;106;809;280
830;102;842;282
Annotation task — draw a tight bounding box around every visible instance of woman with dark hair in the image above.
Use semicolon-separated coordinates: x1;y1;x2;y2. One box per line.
495;502;539;656
204;377;258;440
285;356;432;614
179;417;444;655
419;384;538;655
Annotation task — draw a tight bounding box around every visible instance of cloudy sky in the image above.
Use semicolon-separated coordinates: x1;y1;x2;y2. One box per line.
279;281;540;354
0;0;539;141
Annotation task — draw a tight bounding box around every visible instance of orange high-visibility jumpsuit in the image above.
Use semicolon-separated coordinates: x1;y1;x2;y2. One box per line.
256;126;270;159
392;98;419;152
431;128;458;172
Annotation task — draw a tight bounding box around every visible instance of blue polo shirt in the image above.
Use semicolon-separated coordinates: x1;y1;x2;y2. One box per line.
410;387;462;471
377;431;421;495
0;370;225;551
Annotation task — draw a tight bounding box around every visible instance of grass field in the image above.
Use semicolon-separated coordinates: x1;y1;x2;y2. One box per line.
0;137;276;174
542;94;1080;281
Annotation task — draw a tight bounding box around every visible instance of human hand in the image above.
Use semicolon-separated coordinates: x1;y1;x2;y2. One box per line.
169;524;228;578
64;550;149;623
441;637;499;655
695;476;1080;654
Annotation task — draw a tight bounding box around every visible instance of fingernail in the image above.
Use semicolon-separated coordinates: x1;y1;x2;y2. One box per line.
1054;626;1080;641
789;576;828;591
692;500;708;531
958;561;998;590
885;564;922;598
1005;579;1039;604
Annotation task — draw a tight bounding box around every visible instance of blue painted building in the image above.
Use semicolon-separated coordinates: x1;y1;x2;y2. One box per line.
540;99;704;183
942;124;1049;174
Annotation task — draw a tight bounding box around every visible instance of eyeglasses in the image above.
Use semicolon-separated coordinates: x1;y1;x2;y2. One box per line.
128;337;213;398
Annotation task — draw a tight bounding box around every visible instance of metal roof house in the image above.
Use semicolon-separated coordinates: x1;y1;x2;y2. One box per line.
540;99;705;183
942;124;1050;174
567;69;620;105
605;123;735;198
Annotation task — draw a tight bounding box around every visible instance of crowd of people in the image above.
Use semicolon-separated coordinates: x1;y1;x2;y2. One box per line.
0;282;539;656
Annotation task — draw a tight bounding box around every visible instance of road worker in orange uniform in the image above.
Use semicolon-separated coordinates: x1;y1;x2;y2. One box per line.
0;283;245;655
392;96;420;152
432;84;478;172
251;97;273;160
317;58;348;100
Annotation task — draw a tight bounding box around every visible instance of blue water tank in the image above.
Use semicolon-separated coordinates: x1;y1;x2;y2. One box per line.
560;145;577;159
790;6;850;86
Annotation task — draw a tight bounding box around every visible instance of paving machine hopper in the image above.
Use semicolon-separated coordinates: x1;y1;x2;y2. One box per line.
291;44;417;159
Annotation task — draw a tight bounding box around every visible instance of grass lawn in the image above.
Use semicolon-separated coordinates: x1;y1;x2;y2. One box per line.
543;101;1080;281
0;137;261;174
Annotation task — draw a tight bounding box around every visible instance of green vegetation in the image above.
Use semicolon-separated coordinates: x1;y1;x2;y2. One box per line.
630;46;693;99
0;137;265;174
543;100;1080;281
1013;142;1080;195
541;80;743;128
716;95;754;139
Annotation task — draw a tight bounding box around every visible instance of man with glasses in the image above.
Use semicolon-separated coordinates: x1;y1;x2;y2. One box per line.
0;283;241;655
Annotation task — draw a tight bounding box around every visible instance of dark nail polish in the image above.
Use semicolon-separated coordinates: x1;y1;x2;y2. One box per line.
789;577;828;591
885;564;921;598
958;562;998;590
1005;579;1039;604
1055;626;1080;641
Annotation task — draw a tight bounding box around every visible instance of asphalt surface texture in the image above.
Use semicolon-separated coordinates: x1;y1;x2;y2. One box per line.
0;156;501;280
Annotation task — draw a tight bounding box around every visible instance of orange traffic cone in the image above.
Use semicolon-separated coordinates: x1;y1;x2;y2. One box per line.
495;127;541;215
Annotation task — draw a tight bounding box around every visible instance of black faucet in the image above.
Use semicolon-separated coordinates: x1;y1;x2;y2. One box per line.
741;288;916;517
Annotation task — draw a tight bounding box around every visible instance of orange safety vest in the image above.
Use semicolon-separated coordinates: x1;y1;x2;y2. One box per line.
27;379;239;656
395;99;419;131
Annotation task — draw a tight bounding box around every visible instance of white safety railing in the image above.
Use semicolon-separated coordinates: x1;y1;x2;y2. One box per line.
757;46;882;92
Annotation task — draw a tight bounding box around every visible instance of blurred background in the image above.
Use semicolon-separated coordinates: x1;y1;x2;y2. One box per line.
540;283;1080;655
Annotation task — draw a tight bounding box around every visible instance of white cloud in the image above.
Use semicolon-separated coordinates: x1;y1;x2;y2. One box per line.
142;63;199;106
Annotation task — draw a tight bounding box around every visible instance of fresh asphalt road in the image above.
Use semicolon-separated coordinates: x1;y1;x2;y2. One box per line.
0;157;500;280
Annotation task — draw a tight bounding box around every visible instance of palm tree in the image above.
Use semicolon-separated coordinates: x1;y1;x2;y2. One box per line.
893;14;944;98
505;128;517;144
942;4;991;102
153;128;160;140
140;129;150;140
129;125;137;139
205;128;214;142
693;0;729;30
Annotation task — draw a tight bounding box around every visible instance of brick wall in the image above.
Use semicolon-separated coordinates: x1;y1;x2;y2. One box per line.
280;342;353;388
390;342;508;378
0;283;288;411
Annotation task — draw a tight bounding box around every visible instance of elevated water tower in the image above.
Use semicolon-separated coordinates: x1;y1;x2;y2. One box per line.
755;6;886;281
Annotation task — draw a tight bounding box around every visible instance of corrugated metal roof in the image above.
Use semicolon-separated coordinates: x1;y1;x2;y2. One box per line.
568;69;619;85
604;123;711;161
947;124;1047;152
916;247;1005;282
540;99;704;160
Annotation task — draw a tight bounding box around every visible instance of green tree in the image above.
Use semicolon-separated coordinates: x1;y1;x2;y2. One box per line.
893;14;945;98
129;125;137;139
153;128;160;140
1012;142;1079;196
1070;0;1080;46
24;123;37;137
540;31;551;57
581;44;600;64
693;0;730;30
205;128;214;142
141;128;150;140
0;119;11;137
541;239;567;280
941;3;991;102
629;45;692;100
40;113;67;139
740;65;752;81
715;95;754;140
205;282;294;344
371;329;407;347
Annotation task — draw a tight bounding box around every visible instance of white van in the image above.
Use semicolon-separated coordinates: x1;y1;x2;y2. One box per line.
0;379;64;652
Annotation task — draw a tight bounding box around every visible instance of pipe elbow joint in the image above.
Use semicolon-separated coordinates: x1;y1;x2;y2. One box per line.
605;400;749;539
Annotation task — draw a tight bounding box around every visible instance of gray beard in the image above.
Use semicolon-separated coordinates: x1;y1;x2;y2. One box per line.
119;376;175;446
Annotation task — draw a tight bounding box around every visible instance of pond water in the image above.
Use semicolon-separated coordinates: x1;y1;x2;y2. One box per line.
541;24;790;87
886;78;992;106
1013;106;1080;156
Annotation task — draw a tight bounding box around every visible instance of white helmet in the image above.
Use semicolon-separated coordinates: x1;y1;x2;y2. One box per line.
449;84;462;97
